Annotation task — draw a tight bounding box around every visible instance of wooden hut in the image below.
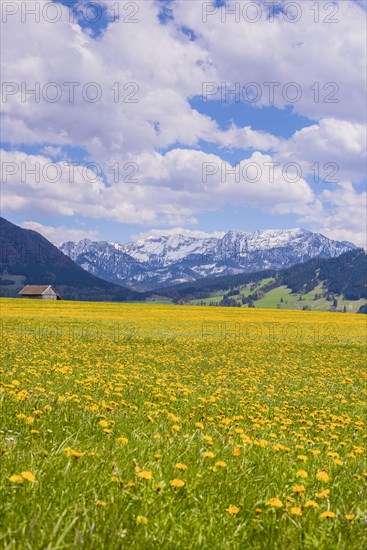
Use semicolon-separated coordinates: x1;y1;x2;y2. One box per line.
18;285;62;300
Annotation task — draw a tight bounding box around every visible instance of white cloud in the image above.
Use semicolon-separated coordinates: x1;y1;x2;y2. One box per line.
207;118;366;184
1;147;316;224
1;0;217;165
173;0;366;122
300;181;367;248
40;146;64;158
0;0;365;245
277;119;367;183
20;221;99;245
212;123;282;151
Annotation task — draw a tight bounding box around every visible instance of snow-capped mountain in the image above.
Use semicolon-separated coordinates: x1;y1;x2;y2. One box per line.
59;229;356;291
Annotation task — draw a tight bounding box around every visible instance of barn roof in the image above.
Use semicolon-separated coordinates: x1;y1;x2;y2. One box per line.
18;285;61;299
19;285;51;295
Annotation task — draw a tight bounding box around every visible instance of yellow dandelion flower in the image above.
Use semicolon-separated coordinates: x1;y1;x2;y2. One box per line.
320;511;336;519
21;471;36;483
305;500;319;509
345;514;355;521
233;448;241;457
226;505;240;516
296;470;308;478
297;455;308;462
96;500;107;506
72;450;83;458
215;461;227;468
26;417;35;424
354;447;364;454
334;459;343;466
99;420;108;428
316;471;330;483
154;453;161;459
136;515;148;525
137;470;152;480
9;474;24;484
292;485;305;494
195;422;204;429
203;451;215;458
175;463;187;470
315;489;330;499
255;508;262;514
327;451;339;458
170;478;185;488
290;507;302;516
266;498;283;508
118;437;128;444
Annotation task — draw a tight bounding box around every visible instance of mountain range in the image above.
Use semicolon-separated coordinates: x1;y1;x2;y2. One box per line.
60;228;356;291
1;217;365;311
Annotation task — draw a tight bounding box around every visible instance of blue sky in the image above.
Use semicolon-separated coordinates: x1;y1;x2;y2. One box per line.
1;0;366;246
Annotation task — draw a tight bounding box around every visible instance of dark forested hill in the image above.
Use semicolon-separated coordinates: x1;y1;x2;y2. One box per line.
0;217;142;301
281;249;367;299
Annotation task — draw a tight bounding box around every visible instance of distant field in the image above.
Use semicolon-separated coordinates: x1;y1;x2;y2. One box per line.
1;298;366;549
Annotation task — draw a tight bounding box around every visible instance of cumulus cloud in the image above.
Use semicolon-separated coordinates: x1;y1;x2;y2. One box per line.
1;0;217;164
20;221;99;245
1;146;316;222
300;181;367;248
208;118;366;185
173;0;366;122
277;119;367;183
0;0;366;245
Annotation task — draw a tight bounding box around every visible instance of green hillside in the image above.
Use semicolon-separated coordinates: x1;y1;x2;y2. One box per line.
159;250;367;313
189;277;366;313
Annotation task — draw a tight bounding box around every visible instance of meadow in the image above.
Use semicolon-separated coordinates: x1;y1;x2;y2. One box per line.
0;298;366;549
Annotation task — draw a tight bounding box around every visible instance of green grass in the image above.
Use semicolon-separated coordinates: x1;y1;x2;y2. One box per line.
1;299;366;549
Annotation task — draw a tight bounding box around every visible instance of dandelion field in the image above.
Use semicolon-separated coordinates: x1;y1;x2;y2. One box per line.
1;299;366;549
